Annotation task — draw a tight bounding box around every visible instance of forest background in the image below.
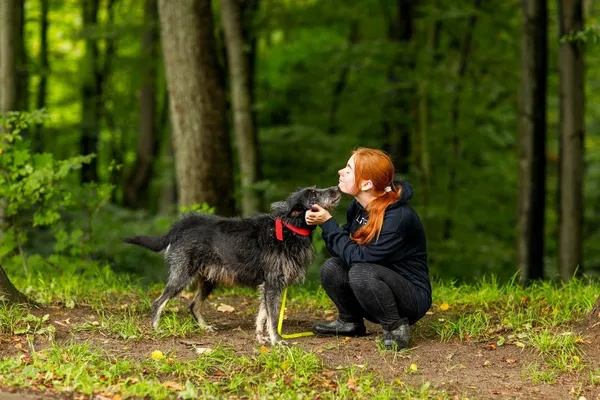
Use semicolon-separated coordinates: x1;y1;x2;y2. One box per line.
0;0;597;289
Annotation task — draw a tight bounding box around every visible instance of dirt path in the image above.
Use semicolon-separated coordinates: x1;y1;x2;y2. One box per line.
2;295;600;399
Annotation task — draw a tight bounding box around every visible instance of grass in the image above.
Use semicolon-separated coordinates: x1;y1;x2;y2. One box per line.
2;264;600;398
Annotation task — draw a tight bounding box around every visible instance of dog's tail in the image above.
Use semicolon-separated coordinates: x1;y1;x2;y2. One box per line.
123;235;169;252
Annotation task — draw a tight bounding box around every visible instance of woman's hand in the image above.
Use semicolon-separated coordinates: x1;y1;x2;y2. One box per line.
305;204;332;225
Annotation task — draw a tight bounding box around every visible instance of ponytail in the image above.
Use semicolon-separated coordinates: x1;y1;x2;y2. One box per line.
351;186;402;245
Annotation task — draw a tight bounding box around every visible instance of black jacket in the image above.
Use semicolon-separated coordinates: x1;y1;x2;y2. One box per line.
320;181;431;298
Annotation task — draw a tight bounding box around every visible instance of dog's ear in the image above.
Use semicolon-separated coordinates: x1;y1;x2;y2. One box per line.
270;201;289;215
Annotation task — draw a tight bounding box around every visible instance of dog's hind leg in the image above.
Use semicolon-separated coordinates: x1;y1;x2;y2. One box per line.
255;284;269;344
152;269;194;330
263;284;286;346
189;277;217;332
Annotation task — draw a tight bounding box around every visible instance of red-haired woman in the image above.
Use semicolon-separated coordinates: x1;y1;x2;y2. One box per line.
305;148;431;350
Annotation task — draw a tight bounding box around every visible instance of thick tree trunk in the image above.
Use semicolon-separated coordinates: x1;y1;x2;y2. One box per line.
518;0;547;284
125;0;159;209
558;0;585;281
0;2;28;305
80;0;101;183
0;265;28;304
442;0;482;240
158;0;235;216
34;0;49;153
220;0;262;216
0;0;18;116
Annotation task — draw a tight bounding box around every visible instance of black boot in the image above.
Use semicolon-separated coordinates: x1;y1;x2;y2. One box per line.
312;319;367;337
383;319;410;350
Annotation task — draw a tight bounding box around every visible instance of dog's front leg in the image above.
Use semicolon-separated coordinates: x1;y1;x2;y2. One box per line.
264;284;286;346
255;284;269;344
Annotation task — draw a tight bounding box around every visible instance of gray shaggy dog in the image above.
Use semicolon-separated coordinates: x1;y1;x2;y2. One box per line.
124;186;341;345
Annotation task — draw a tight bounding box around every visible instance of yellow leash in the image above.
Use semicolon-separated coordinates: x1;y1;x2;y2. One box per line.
277;287;315;339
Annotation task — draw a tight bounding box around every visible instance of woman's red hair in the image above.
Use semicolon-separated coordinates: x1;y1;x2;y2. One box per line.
351;148;401;245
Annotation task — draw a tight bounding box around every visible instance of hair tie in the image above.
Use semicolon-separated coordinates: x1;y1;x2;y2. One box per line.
384;186;392;193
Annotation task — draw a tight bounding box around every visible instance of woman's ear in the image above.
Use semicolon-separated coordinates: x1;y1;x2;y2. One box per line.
360;180;373;191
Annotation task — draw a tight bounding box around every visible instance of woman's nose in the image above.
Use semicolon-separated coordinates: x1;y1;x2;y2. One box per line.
338;169;343;176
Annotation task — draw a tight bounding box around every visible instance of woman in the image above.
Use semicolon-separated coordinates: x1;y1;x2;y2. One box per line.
305;148;431;350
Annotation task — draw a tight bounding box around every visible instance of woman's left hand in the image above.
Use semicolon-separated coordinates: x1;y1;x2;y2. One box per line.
305;204;332;225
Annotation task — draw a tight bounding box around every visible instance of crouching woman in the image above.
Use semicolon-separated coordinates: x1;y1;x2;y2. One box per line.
305;147;432;350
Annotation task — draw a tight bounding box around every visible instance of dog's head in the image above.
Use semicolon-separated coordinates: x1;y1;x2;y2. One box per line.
270;186;342;219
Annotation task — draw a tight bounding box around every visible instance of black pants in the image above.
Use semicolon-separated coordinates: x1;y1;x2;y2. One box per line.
320;257;430;331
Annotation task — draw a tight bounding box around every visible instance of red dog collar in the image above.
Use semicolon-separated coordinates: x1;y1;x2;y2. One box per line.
275;218;311;241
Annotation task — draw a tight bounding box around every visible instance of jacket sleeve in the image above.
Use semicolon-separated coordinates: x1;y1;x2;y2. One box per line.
320;216;405;266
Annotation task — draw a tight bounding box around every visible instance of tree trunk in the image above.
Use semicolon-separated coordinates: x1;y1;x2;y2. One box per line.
0;265;28;304
125;0;159;209
383;0;414;176
34;0;49;153
414;19;440;207
0;2;28;305
80;0;101;183
0;0;18;117
158;0;235;216
327;20;359;136
442;0;482;240
517;0;547;284
15;0;28;113
0;0;19;234
220;0;262;216
558;0;585;281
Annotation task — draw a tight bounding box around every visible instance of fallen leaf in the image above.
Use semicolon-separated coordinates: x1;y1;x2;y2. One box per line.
483;360;491;367
487;343;496;350
496;336;505;346
573;355;580;362
514;341;525;349
260;346;269;353
506;359;517;364
217;303;235;313
162;381;184;391
194;347;213;355
439;303;450;311
409;364;418;371
426;311;434;315
346;377;359;391
151;350;165;360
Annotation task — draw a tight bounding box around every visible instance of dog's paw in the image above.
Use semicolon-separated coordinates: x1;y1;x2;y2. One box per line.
256;334;270;345
273;339;289;347
202;325;217;333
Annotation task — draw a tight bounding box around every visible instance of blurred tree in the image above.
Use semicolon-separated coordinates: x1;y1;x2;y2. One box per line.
558;0;585;281
221;0;263;216
158;0;235;215
33;0;49;153
382;0;414;176
80;0;102;183
124;0;159;209
518;0;547;284
442;0;482;240
0;0;28;304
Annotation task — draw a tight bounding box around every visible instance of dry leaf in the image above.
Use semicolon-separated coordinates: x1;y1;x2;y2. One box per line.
409;363;418;372
162;381;184;391
194;347;213;355
260;345;269;353
483;360;491;367
346;377;359;391
151;350;165;360
506;359;517;364
217;303;235;313
439;303;450;311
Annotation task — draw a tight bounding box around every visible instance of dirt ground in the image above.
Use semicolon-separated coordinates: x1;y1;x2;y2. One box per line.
2;294;600;400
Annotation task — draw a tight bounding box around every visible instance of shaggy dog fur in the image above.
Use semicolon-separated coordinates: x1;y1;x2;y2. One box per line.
124;186;341;345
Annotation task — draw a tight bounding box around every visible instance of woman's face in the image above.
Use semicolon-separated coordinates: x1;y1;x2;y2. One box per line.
338;155;357;194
